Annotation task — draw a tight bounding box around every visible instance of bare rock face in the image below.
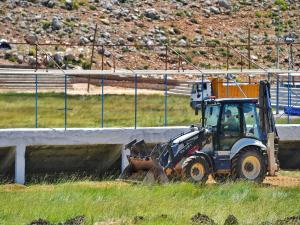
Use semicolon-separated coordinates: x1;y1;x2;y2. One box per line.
51;17;61;30
53;52;64;65
41;0;55;8
24;33;38;44
1;0;299;70
144;8;160;20
65;0;74;10
209;6;220;14
218;0;231;10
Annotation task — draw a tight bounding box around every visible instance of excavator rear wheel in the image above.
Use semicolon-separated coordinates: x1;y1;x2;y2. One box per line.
182;155;209;184
231;147;266;183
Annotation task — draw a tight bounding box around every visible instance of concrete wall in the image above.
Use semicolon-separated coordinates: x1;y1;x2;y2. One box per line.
276;125;300;169
0;125;299;184
26;144;121;174
0;147;15;181
0;127;188;184
278;142;300;169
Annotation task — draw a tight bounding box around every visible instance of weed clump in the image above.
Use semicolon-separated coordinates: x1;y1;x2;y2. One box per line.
62;216;86;225
224;215;239;225
262;215;300;225
27;216;86;225
28;219;52;225
191;213;216;225
133;216;144;224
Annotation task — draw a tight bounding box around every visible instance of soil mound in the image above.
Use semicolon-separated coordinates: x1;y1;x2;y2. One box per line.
223;215;239;225
191;213;216;225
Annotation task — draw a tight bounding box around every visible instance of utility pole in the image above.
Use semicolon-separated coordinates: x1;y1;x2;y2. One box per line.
248;27;251;69
288;43;291;123
276;36;280;114
87;24;98;92
284;34;295;123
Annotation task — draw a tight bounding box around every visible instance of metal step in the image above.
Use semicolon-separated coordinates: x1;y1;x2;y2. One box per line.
176;83;190;87
271;102;300;106
0;86;71;90
0;85;68;89
271;96;300;101
168;89;191;94
271;95;299;99
168;91;190;96
172;86;191;91
0;75;65;79
271;91;300;95
0;78;64;80
271;87;300;92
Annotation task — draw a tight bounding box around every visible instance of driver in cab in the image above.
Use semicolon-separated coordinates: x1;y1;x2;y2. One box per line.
223;110;239;132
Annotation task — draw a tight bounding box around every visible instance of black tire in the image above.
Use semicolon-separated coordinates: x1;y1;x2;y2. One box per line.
212;174;230;183
231;147;266;183
182;155;209;184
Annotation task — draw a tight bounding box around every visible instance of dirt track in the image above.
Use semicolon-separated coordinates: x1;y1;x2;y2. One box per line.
205;175;300;187
263;175;300;187
70;83;164;95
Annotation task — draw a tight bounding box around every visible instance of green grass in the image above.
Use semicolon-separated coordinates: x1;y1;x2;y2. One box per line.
279;170;300;178
0;93;198;128
0;93;298;128
0;181;299;225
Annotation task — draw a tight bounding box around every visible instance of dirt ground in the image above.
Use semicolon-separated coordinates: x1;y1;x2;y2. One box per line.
263;175;300;187
0;84;165;95
69;84;164;95
205;175;300;187
123;172;300;187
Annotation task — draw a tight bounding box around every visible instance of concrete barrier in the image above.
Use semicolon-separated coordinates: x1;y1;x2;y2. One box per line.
0;125;299;184
276;125;300;169
0;127;188;184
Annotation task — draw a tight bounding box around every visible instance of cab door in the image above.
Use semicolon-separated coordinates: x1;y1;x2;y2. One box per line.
218;103;242;151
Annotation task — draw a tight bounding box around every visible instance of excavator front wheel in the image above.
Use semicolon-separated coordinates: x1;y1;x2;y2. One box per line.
182;156;209;184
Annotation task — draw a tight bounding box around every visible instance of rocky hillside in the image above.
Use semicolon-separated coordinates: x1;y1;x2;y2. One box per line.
0;0;299;70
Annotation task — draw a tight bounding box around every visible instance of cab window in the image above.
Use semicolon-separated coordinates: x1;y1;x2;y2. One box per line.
204;104;220;127
219;104;241;151
221;104;240;133
242;103;260;139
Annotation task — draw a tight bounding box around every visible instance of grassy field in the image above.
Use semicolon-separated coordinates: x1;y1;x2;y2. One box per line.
0;92;299;128
0;93;199;128
0;181;299;225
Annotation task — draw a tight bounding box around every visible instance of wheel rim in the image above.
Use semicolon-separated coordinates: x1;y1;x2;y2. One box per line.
190;163;205;181
241;156;261;180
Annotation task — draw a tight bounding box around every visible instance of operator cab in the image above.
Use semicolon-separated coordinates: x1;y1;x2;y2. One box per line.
203;98;262;152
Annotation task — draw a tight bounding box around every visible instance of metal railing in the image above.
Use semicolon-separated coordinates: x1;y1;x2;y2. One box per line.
0;72;299;129
30;73;177;129
4;41;300;71
1;37;300;128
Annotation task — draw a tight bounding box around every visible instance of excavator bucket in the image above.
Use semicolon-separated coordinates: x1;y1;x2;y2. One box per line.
128;156;155;171
119;140;168;183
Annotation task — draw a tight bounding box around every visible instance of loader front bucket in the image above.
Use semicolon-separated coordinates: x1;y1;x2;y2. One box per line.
119;140;169;183
119;156;168;183
128;156;155;171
